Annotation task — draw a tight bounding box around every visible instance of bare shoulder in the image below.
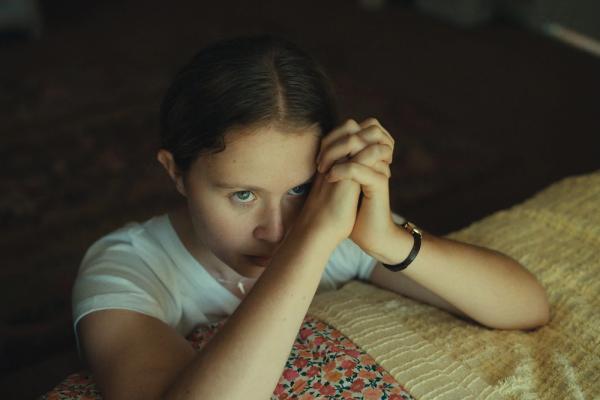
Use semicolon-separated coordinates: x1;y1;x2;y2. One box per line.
79;309;196;400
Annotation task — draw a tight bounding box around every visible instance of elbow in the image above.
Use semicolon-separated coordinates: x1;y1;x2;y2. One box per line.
502;269;551;330
516;298;550;330
480;281;551;331
520;278;551;330
480;304;550;331
526;284;551;329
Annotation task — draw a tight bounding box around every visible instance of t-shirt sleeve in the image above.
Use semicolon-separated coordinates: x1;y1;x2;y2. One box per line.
72;232;176;354
322;239;378;290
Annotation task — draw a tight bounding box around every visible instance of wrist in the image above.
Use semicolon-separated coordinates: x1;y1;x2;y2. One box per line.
379;222;421;267
288;216;341;255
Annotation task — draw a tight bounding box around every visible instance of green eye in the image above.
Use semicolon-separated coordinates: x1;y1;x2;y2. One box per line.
231;183;311;206
233;191;255;203
288;183;310;196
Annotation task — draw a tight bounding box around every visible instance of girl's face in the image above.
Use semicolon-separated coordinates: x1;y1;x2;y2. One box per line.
167;124;322;278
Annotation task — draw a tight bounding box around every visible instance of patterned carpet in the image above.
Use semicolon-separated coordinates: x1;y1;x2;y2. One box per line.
1;0;599;397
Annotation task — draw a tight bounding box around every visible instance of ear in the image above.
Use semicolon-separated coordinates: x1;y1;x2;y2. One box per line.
157;149;187;197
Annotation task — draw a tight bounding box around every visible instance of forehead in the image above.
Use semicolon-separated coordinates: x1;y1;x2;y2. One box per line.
196;124;321;187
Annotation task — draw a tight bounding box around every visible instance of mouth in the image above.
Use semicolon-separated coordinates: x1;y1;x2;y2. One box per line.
246;255;272;266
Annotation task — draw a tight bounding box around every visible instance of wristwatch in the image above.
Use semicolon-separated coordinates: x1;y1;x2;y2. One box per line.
382;221;422;272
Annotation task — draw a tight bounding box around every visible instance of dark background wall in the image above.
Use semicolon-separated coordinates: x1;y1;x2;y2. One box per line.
507;0;600;41
1;0;599;398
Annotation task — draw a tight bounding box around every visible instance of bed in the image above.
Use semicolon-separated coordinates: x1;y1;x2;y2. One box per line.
40;169;600;399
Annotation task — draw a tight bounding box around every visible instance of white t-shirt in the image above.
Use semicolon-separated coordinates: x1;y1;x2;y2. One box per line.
72;213;403;354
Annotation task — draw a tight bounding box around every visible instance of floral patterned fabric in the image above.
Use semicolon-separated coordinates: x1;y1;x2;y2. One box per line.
40;315;415;400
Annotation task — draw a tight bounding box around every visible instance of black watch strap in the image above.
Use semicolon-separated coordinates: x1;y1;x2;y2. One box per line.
382;222;422;272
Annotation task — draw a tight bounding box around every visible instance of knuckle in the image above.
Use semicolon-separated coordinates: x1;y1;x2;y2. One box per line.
378;144;387;156
363;125;383;140
364;125;379;134
332;162;346;174
348;134;361;145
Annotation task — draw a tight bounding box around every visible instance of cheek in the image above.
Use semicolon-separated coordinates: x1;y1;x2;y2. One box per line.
203;213;247;246
188;195;250;249
187;187;308;247
284;198;306;225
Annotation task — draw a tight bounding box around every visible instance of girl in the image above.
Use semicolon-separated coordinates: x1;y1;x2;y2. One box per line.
72;34;549;400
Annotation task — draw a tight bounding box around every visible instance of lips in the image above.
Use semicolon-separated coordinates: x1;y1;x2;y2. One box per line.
246;255;272;266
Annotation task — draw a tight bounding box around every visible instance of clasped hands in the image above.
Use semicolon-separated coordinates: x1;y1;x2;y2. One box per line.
316;118;400;262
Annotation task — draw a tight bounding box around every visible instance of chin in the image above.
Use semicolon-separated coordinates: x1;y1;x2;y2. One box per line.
243;266;265;279
221;255;266;279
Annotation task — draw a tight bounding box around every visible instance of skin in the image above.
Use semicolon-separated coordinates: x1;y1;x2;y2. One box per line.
79;121;364;400
157;122;323;280
77;117;549;399
158;117;550;329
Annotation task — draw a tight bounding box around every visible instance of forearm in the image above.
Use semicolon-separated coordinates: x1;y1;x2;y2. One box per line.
163;222;338;400
383;227;549;329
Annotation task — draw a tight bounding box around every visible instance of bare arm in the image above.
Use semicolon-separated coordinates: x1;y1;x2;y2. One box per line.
79;222;339;400
163;222;338;399
78;168;361;399
369;261;470;319
372;227;550;330
78;310;196;399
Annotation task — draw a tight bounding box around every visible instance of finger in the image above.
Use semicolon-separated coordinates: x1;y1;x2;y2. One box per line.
353;158;390;178
318;133;367;173
318;118;394;163
317;119;362;162
350;143;394;169
378;161;391;178
326;161;389;199
359;117;395;148
318;126;392;173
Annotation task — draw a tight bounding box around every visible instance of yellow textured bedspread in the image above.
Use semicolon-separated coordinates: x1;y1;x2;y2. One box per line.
308;170;600;399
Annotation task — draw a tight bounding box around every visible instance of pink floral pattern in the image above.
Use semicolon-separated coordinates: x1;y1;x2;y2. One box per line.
39;315;415;399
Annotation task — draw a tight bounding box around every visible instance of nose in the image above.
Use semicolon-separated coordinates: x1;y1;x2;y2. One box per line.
253;205;287;244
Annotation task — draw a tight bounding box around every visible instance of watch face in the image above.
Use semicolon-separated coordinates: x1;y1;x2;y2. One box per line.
402;222;422;237
403;222;415;232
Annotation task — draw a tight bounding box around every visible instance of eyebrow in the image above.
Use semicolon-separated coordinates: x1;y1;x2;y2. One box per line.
214;173;316;192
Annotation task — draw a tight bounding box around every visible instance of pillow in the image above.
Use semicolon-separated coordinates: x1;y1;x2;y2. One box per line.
39;315;415;399
308;170;600;399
